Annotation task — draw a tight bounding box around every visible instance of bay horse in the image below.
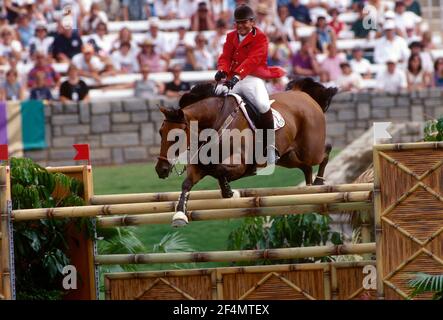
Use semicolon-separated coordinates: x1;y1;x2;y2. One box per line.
155;78;338;227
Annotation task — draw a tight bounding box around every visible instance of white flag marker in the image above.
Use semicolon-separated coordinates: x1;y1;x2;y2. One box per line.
373;122;392;145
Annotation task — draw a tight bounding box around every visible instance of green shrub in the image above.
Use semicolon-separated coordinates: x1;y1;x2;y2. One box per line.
424;116;443;141
10;158;93;300
227;214;342;265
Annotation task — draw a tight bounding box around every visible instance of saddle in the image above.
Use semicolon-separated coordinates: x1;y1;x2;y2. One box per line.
228;93;285;131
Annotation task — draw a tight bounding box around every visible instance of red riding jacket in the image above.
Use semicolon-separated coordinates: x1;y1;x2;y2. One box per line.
217;27;286;80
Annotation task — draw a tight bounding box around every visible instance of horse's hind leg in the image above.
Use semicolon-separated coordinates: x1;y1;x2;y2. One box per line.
172;165;205;228
313;143;332;185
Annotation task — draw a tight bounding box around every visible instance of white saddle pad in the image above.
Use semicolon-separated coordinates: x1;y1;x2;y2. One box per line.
228;93;285;131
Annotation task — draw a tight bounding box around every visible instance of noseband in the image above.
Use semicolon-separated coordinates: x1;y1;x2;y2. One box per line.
157;118;188;176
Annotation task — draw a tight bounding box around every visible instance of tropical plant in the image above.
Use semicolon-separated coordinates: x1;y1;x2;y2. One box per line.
97;227;147;274
10;157;94;300
424;116;443;141
227;213;342;265
333;228;365;262
408;273;443;300
97;230;196;298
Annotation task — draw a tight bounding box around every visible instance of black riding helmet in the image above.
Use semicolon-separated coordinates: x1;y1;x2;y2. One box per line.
234;4;255;22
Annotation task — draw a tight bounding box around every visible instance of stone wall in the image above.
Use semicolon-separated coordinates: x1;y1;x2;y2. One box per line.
325;89;443;147
25;89;443;166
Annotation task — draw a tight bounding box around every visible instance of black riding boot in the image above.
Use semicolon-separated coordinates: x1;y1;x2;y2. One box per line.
256;109;278;165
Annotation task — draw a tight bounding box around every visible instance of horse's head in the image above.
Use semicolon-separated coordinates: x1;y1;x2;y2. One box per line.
155;83;221;179
155;107;187;179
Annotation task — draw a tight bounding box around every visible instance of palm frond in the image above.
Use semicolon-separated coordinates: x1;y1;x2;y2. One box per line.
409;273;443;300
152;232;194;253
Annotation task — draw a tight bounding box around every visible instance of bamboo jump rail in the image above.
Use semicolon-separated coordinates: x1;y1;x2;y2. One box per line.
98;202;373;228
91;183;374;204
45;165;86;173
374;141;443;151
95;243;376;265
12;191;372;221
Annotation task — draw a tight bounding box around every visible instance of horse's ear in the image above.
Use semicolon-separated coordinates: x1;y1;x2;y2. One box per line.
159;106;184;120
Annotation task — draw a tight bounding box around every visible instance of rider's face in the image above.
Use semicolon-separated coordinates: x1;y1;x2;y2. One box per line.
235;19;254;36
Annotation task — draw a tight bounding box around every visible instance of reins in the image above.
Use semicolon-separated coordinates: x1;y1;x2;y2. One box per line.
159;83;242;176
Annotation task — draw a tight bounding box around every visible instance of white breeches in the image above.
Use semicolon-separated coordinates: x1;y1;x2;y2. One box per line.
216;75;271;114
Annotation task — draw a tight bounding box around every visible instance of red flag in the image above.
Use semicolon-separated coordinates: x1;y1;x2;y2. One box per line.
0;144;8;160
73;144;90;162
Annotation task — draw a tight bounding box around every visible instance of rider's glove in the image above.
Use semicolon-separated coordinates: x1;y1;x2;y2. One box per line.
214;70;227;82
224;75;240;90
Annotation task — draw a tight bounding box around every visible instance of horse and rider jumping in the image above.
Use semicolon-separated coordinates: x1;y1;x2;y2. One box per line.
155;5;338;227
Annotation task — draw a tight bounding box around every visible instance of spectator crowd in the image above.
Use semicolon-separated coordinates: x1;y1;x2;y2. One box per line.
0;0;442;103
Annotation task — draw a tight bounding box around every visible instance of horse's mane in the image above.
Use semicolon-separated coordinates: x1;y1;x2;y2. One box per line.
178;83;223;109
178;78;338;112
286;77;338;112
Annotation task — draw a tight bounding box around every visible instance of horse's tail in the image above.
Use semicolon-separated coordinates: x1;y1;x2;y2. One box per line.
286;78;338;113
322;87;338;113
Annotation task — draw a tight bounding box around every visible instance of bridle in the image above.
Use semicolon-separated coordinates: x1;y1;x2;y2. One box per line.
157;118;188;176
157;83;241;177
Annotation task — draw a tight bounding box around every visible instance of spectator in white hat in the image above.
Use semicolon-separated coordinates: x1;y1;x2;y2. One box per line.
375;56;407;92
349;47;372;78
28;22;54;57
72;43;114;83
146;18;170;54
335;61;364;92
373;19;410;65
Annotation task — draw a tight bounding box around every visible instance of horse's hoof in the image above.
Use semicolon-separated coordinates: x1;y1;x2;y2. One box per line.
231;190;241;198
171;211;188;228
313;178;325;185
171;219;188;228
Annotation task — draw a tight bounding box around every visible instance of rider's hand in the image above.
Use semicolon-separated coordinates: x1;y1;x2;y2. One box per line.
214;70;227;82
224;75;240;89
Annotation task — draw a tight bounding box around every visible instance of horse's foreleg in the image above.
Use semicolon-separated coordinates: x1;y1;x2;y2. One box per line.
313;143;332;185
218;176;240;198
301;165;313;186
171;165;204;228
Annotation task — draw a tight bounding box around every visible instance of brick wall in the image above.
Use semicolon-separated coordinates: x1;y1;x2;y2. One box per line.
25;89;443;166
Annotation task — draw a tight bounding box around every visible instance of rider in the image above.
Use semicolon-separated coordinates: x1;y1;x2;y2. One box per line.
214;4;285;166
